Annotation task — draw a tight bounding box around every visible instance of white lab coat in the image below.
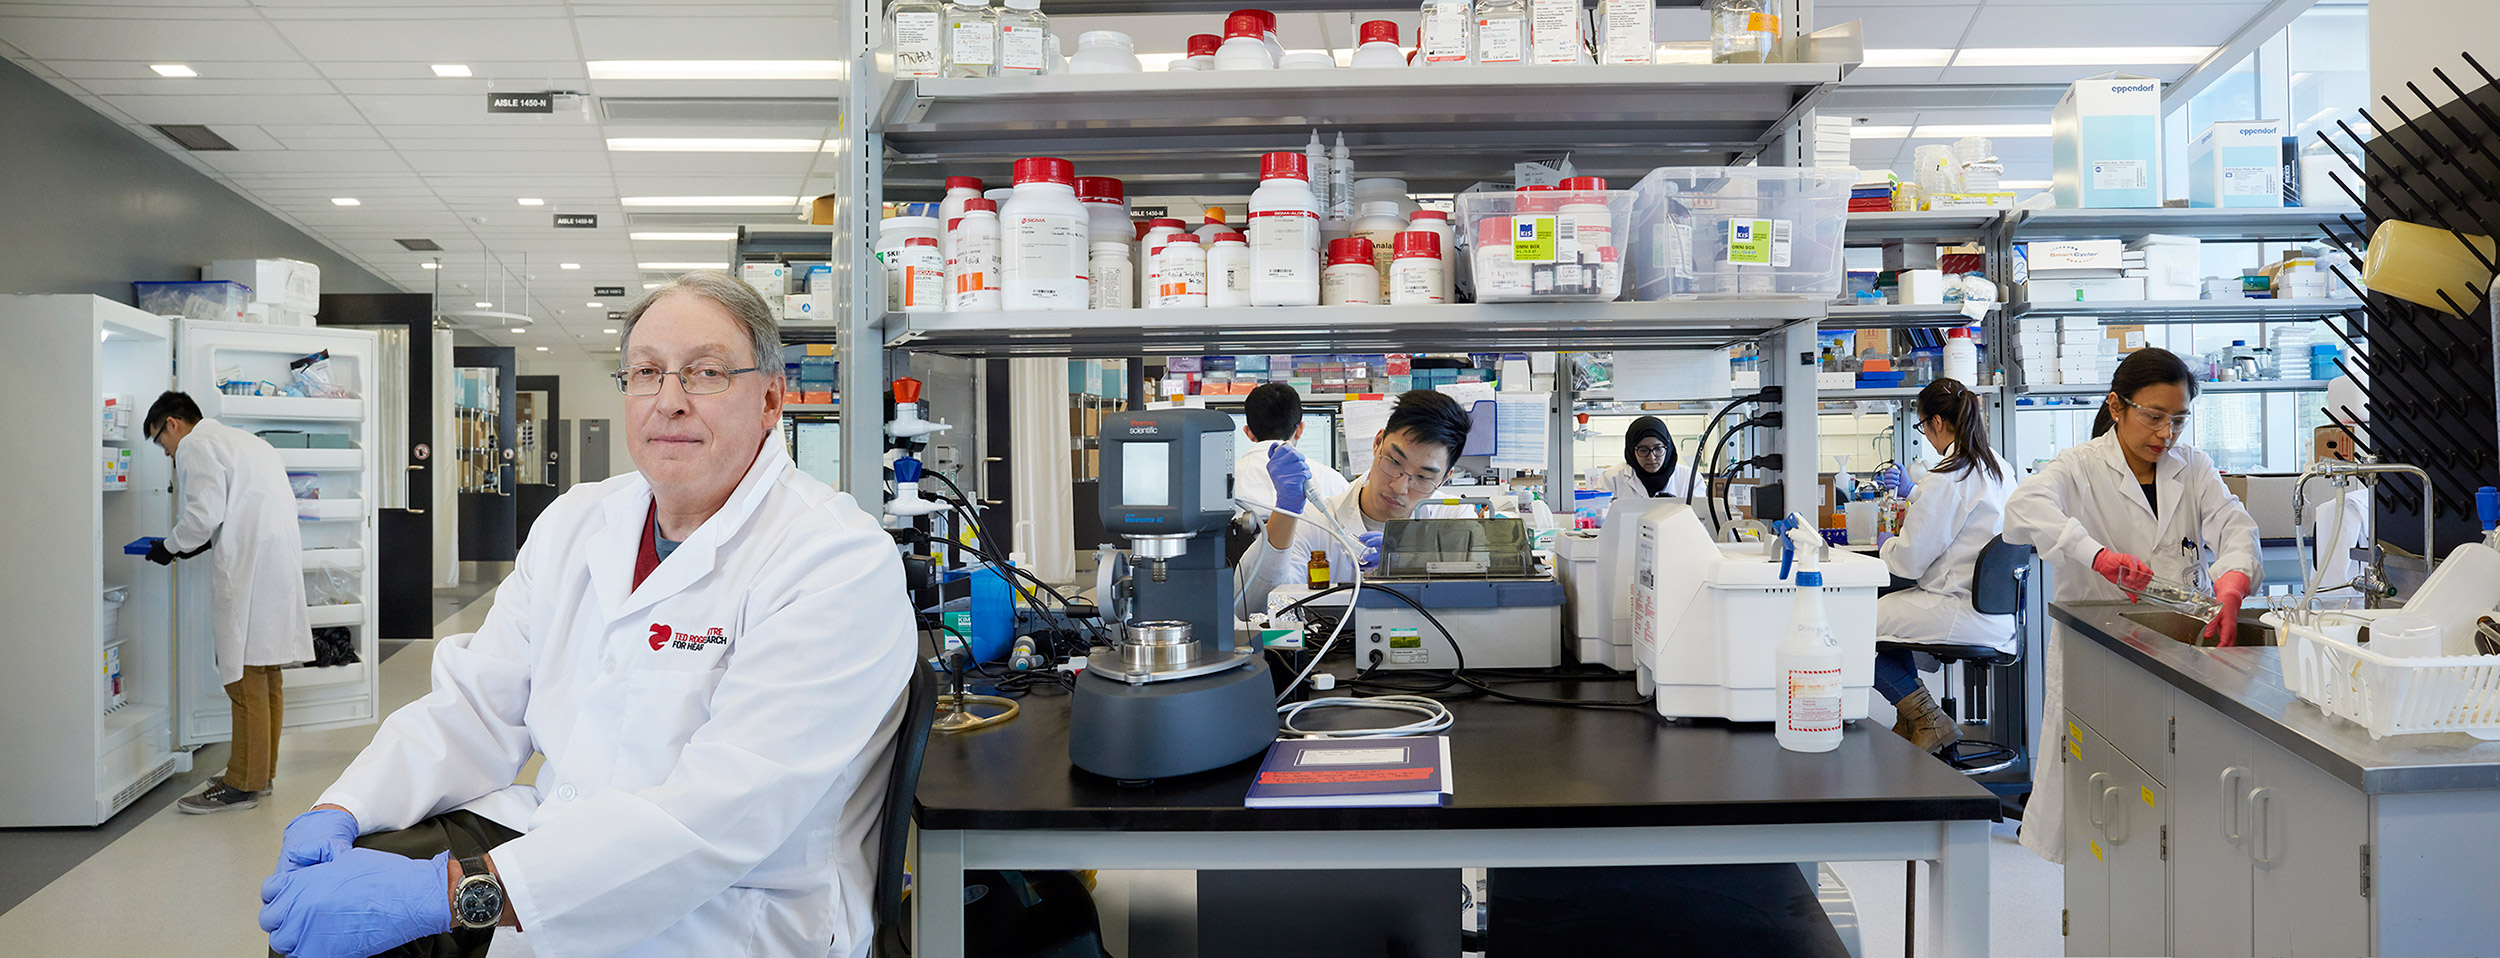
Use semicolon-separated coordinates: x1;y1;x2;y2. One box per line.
1875;451;2017;654
1595;462;1696;504
2001;432;2262;864
1237;479;1389;621
167;418;311;686
319;443;916;958
1232;439;1352;518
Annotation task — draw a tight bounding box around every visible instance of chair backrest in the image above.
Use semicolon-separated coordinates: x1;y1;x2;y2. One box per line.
1970;536;2035;617
874;661;940;957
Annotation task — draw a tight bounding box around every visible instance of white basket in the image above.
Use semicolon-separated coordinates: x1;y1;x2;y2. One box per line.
2276;609;2500;740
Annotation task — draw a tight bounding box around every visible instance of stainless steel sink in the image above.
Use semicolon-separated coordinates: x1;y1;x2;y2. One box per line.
2120;608;2278;647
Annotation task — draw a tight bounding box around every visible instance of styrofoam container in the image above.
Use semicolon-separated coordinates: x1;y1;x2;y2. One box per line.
1625;166;1855;301
207;258;321;314
1453;188;1632;302
133;281;251;322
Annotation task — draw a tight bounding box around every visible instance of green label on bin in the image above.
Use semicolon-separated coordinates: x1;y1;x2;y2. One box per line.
1512;215;1557;263
1727;219;1773;264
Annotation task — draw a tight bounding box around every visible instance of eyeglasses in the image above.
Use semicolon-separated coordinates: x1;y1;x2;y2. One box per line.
1632;442;1669;457
2116;395;2192;432
614;362;760;396
1372;462;1444;493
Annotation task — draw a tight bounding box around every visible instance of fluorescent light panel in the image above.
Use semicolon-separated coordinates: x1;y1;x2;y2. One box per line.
432;64;472;77
607;137;825;153
630;231;739;241
331;197;361;206
509;327;526;333
586;301;605;308
1910;124;2053;139
620;196;800;207
559;263;581;269
150;64;196;77
586;60;844;80
517;198;544;206
1849;126;1915;139
420;262;441;269
1953;46;2211;67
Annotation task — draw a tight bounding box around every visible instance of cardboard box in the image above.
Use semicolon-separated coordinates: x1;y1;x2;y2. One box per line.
2053;73;2164;209
801;390;833;405
783;293;819;320
2104;323;2148;351
2189;119;2287;209
742;263;791;298
1897;269;1949;305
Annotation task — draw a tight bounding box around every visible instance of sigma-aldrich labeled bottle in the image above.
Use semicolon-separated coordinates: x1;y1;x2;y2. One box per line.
1248;151;1321;306
999;156;1089;310
1473;0;1527;66
1417;0;1473;67
942;0;998;77
888;0;945;77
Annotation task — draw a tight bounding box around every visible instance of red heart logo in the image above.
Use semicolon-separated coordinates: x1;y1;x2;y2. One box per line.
648;624;671;651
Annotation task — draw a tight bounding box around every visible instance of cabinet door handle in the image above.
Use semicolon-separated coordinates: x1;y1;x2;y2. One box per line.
2218;766;2249;844
2102;786;2128;844
2249;786;2276;864
2087;772;2111;828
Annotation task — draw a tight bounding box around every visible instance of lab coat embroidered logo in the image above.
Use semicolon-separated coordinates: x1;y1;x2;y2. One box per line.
649;624;729;652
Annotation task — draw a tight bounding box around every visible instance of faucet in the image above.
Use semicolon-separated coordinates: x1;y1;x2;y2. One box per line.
2291;458;2434;616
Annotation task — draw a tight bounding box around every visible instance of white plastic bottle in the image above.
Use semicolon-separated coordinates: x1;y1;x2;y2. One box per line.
896;237;948;313
1185;34;1220;70
1943;326;1979;384
942;0;997;77
1474;0;1527;65
1248;151;1321;307
1352;201;1406;301
1215;14;1271;70
1418;0;1473;67
1088;241;1133;309
1075;176;1132;245
888;0;946;77
1352;20;1407;68
1321;237;1380;306
1068;30;1140;72
1195;207;1231;245
1407;209;1456;304
1139;217;1188;298
1389;231;1445;305
939;175;984;260
1000;156;1089;310
1776;521;1844;753
1151;234;1208;309
948;198;1003;312
1331;134;1355;221
995;0;1049;75
1233;8;1283;66
1208;232;1252;308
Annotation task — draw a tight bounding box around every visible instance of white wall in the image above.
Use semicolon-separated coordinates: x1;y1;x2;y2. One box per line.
516;356;631;487
2371;0;2500;109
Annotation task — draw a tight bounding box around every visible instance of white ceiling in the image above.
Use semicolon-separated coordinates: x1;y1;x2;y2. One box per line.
0;0;2296;360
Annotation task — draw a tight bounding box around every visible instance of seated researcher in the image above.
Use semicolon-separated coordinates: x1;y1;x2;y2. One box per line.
256;270;917;958
1236;389;1473;619
1231;381;1352;521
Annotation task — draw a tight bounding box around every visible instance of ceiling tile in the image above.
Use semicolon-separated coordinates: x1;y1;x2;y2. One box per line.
71;77;342;96
266;17;583;61
99;92;366;124
43;58;324;80
0;16;296;59
572;14;839;60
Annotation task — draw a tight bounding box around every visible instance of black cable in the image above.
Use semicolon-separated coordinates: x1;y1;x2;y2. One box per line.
1357;583;1652;709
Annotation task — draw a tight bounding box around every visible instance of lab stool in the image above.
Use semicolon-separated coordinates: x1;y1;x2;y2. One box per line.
1875;536;2034;777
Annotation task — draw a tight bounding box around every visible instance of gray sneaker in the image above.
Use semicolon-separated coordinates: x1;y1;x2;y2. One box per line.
178;782;260;814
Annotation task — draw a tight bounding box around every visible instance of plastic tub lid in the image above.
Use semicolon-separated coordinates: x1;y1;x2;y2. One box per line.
1326;237;1374;265
880;215;940;236
1259;151;1309;181
1077;30;1133;47
1360;20;1398;45
1409;209;1450;222
944;176;984;192
1223;14;1262;39
1230;8;1276;31
1012;156;1074;186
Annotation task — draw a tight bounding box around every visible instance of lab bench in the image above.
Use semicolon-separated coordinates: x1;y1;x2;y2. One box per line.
2052;601;2500;957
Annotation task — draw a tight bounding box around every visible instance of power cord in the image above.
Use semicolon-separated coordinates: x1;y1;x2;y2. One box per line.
1276;694;1455;738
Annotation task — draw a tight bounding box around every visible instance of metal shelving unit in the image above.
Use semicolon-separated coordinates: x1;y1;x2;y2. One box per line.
2014;298;2363;324
1828;303;1997;328
879;301;1824;357
2008;207;2366;243
2017;379;2331;399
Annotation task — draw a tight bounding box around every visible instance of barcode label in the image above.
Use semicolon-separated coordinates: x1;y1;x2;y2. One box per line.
1772;219;1793;268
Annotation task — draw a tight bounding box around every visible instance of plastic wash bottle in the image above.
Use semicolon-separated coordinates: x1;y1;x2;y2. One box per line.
1777;517;1843;753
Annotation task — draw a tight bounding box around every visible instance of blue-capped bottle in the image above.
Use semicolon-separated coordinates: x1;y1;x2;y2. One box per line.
1776;518;1843;753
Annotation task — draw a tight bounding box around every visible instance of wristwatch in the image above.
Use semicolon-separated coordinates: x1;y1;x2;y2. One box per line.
452;855;504;930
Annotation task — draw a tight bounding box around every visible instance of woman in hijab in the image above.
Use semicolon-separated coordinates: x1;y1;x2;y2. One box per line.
1597;416;1695;504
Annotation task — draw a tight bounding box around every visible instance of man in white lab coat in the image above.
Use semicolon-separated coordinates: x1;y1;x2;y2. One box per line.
1235;390;1474;620
143;391;313;814
1231;382;1351;520
256;271;917;958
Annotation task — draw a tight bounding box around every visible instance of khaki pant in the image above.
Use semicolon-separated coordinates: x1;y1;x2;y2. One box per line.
223;665;282;792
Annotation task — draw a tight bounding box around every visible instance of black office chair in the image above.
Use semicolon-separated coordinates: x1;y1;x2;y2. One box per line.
1875;535;2033;776
873;661;940;958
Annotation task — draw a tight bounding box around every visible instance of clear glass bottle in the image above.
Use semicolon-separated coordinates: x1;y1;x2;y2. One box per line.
1416;0;1472;67
942;0;997;78
1472;0;1526;65
996;0;1049;76
1708;0;1778;64
888;0;946;78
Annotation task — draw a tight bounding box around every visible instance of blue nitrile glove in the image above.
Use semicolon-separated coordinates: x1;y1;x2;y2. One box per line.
1266;444;1311;515
1357;531;1383;570
272;808;361;881
260;847;452;958
1875;463;1910;496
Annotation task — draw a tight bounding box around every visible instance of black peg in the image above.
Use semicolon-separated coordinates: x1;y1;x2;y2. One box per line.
2409;82;2500;168
2374;98;2500;233
2321;227;2369;266
2462;51;2500;98
2431;67;2500;145
2343;115;2459;237
2319;407;2374;456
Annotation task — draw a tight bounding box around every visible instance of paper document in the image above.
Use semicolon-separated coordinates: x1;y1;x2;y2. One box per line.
1340;398;1394;475
1491;393;1551;470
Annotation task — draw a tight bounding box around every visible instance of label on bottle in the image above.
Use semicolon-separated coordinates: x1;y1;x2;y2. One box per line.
999;23;1046;73
1476;16;1524;63
1250;208;1318;281
1005;213;1087;303
1157;255;1207;306
894;11;943;76
1321;265;1378;305
1421;5;1470;63
1727;218;1772;265
904;260;946;310
1601;0;1654;64
950;230;1000;305
1088;254;1130;309
950;19;995;65
1217;252;1251;302
1530;0;1578;63
1476;248;1527;299
1390;261;1444;304
1555;260;1582;292
1785;666;1842;732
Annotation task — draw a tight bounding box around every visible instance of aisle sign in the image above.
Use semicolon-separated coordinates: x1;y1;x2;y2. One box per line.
487;93;556;114
554;213;598;229
594;286;625;297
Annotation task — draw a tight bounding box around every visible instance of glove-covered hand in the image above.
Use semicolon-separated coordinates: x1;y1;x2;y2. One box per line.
1356;531;1383;570
2204;570;2253;647
2092;549;2155;598
145;540;174;566
1266;444;1311;515
272;808;360;882
260;848;452;958
1875;463;1910;496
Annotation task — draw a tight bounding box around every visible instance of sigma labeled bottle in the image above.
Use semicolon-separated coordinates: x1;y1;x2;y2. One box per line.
943;0;998;77
996;0;1049;75
1151;234;1208;309
1407;209;1456;303
1321;237;1380;305
1074;176;1132;245
895;237;947;313
947;198;1003;312
1214;14;1271;70
1000;156;1089;310
1351;20;1408;68
1776;521;1844;753
1418;0;1473;66
1208;232;1252;307
1248;151;1321;306
1473;0;1527;65
1231;8;1284;65
888;0;946;77
1388;231;1445;305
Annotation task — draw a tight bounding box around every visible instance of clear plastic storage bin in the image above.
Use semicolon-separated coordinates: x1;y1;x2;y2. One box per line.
1625;167;1855;301
1453;188;1633;303
132;280;253;322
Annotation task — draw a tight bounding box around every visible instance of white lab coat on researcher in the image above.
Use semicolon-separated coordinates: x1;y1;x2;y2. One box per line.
2001;431;2261;864
167;417;311;686
1876;450;2017;654
318;443;916;958
1236;479;1390;621
1233;439;1352;519
1595;462;1696;504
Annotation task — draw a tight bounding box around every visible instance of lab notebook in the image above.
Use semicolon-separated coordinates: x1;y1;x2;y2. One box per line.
1244;736;1454;808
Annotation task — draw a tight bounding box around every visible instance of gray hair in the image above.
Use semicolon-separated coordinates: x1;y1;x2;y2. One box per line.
618;270;782;381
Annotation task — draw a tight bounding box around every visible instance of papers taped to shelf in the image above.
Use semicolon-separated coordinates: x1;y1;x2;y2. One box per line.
1609;349;1732;401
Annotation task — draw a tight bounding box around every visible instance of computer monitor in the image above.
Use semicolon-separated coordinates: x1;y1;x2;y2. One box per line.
1225;409;1337;471
1459;399;1498;458
789;420;841;486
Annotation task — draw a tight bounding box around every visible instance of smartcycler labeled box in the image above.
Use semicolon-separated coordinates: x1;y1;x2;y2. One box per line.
2052;73;2164;209
2189;119;2287;208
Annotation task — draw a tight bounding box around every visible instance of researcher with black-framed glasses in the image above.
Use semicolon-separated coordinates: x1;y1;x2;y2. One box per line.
2002;346;2261;867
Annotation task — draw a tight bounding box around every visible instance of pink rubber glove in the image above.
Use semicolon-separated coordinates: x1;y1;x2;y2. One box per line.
2092;549;2155;599
2204;571;2252;647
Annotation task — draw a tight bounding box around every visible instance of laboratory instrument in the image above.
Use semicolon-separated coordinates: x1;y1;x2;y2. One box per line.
1630;501;1885;722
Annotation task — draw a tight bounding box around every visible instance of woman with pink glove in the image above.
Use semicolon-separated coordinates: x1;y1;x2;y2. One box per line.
2002;347;2262;864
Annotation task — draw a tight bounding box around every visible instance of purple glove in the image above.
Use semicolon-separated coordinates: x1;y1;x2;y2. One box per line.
1266;444;1311;515
273;808;361;881
1876;463;1910;496
260;848;452;958
1357;531;1383;570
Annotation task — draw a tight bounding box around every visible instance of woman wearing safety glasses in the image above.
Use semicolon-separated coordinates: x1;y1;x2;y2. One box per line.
1594;416;1695;506
2002;347;2262;865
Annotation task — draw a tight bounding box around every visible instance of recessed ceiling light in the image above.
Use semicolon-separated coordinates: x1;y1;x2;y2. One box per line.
396;238;443;251
517;198;544;206
629;231;740;242
509;327;526;334
476;301;493;308
420;262;441;270
535;346;549;352
1862;49;1955;69
1849;126;1915;139
332;197;362;206
620;196;801;208
1909;123;2053;139
606;137;826;153
1951;46;2211;67
150;64;197;78
602;327;618;334
587;60;845;80
431;64;472;78
559;263;581;270
638;262;730;270
586;301;604;308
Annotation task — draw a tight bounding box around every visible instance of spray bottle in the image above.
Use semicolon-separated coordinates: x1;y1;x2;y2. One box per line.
1774;512;1843;753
